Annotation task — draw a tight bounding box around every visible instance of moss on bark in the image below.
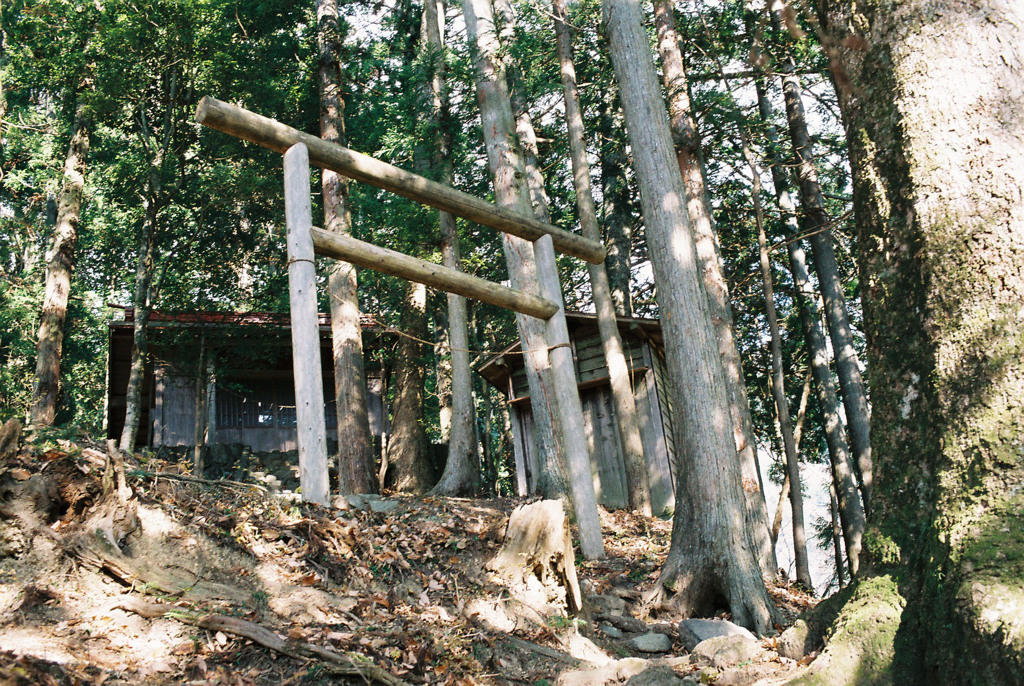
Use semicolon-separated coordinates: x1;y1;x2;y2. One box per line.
809;0;1024;682
789;577;904;686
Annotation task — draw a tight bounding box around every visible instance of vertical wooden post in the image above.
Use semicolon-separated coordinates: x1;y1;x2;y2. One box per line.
535;234;604;560
284;143;330;506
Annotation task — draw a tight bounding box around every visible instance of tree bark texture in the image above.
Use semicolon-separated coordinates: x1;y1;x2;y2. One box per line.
192;333;207;476
601;0;774;632
770;8;873;514
753;76;865;578
435;317;453;442
819;0;1024;681
597;99;634;317
31;114;89;426
318;0;376;494
387;281;433;493
652;0;775;574
462;0;603;560
553;0;651;516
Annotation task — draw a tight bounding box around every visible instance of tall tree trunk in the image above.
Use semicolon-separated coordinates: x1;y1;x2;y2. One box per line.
798;251;865;578
192;331;207;476
501;0;644;514
318;0;376;494
769;8;873;513
119;72;180;453
119;211;158;452
811;1;1024;680
652;0;775;572
432;214;480;494
753;161;812;589
422;0;479;496
771;369;812;549
597;99;634;317
829;482;846;590
31;112;89;426
552;0;651;516
601;0;774;631
753;76;864;577
435;315;453;442
461;0;603;560
387;281;433;492
707;36;810;584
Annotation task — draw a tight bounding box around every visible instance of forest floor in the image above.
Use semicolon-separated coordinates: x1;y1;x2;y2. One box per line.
0;433;818;686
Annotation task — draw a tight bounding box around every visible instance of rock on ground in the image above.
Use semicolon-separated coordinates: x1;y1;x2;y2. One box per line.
625;665;687;685
690;634;760;670
631;632;673;653
778;619;812;660
678;618;756;652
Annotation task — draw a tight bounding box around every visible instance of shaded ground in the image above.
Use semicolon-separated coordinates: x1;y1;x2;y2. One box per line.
0;434;818;685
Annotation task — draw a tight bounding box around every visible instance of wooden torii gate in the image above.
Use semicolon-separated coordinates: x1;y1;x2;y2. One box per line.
195;97;605;507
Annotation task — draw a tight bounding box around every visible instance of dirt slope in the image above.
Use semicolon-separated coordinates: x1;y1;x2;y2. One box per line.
0;435;816;685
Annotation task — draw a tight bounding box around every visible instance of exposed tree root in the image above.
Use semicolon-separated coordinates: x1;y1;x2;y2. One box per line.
787;576;904;685
50;523;243;602
127;469;268;493
23;453;245;604
114;596;410;686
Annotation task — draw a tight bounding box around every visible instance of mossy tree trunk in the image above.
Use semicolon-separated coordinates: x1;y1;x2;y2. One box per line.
811;0;1024;682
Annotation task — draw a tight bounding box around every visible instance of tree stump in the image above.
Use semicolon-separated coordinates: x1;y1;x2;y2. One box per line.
487;499;582;613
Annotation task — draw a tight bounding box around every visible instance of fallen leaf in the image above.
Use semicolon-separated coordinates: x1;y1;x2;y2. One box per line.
173;642;195;655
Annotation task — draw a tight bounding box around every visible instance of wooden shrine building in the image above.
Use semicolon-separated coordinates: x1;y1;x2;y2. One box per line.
106;309;389;453
478;312;678;514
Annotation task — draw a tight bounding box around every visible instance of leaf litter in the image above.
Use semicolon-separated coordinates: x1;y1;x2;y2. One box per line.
0;437;817;685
